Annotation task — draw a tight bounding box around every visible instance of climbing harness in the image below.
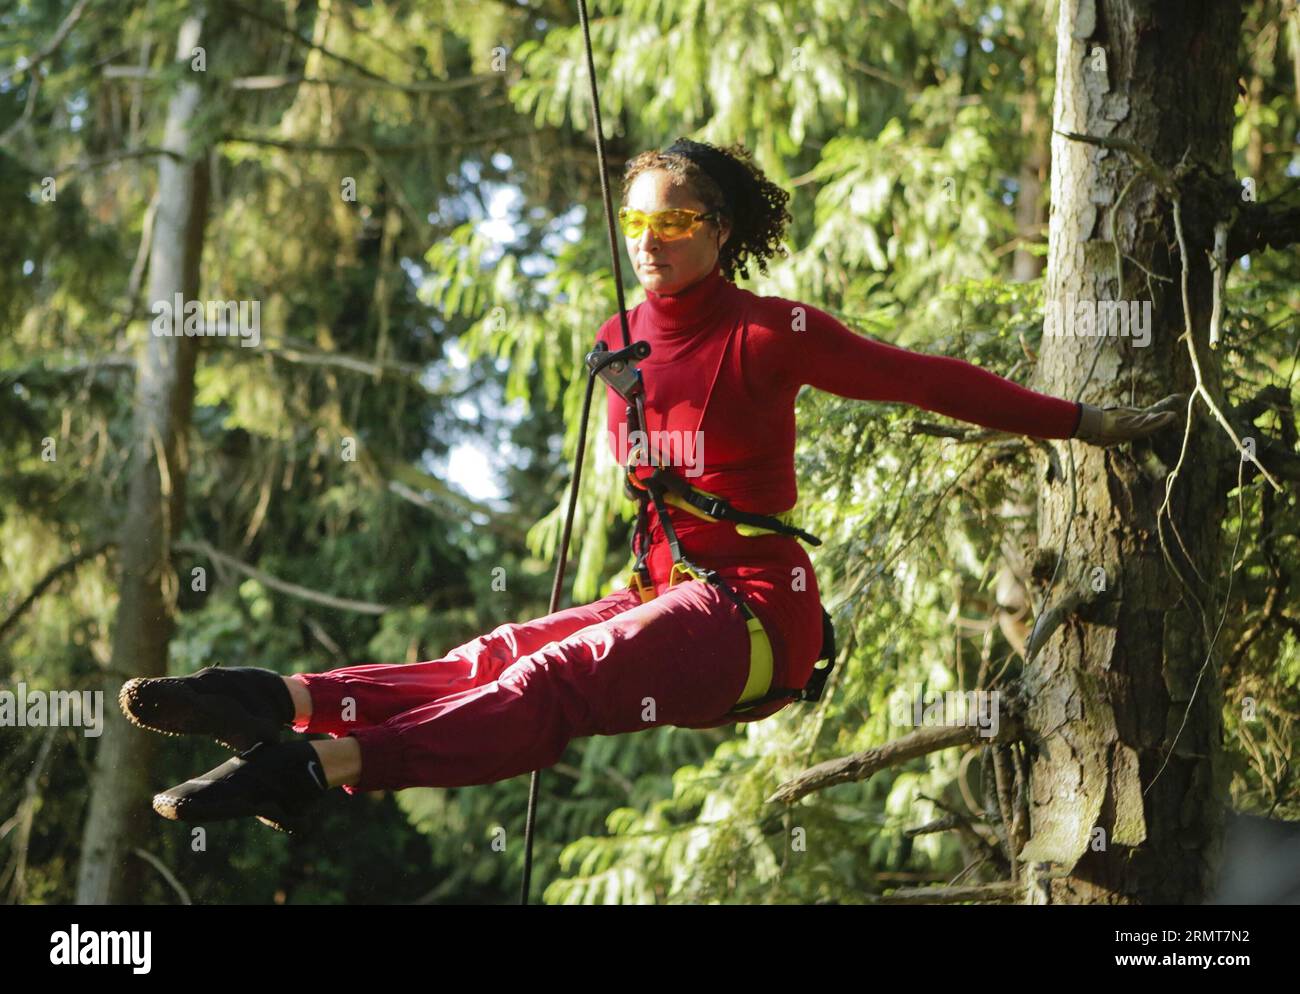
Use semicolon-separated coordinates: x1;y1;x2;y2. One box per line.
587;340;837;717
522;0;835;905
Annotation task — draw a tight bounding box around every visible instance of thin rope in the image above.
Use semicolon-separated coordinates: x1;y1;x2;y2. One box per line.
520;0;633;905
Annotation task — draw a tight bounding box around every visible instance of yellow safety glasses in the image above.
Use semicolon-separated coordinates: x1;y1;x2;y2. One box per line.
618;207;720;241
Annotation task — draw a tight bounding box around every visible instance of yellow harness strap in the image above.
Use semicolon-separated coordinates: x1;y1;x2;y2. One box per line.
623;473;803;710
668;563;774;707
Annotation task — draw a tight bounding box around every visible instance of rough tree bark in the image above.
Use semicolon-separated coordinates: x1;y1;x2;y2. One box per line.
1020;0;1246;903
76;14;210;904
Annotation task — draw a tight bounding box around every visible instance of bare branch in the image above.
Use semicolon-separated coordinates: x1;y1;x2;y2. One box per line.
259;340;428;380
1229;577;1300;668
905;814;964;837
128;190;159;300
52;146;183;183
1061;129;1300;262
767;718;1022;805
1207;216;1233;348
1023;588;1090;661
0;0;92;87
1183;204;1284;491
304;616;347;666
100;65;156;81
1055;130;1175;193
906;421;1027;451
217;0;393;84
382;462;532;544
4;355;136;382
132;849;192;905
868;880;1023;904
0;63;43;146
0;727;58;902
1245;438;1300;482
915;791;1009;870
227;73;496;94
844;57;913;92
907;420;1001;442
173;540;392;615
220;128;527;156
0;542;113;644
102;65;497;95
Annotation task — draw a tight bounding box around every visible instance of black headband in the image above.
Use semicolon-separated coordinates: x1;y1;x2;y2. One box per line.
661;138;739;220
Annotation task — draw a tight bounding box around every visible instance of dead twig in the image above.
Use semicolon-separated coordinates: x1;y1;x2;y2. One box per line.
767;717;1021;805
868;880;1024;905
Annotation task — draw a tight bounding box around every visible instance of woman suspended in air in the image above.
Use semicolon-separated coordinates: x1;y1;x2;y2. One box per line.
120;138;1179;833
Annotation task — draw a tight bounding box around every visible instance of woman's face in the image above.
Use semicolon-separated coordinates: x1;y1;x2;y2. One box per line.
623;169;731;295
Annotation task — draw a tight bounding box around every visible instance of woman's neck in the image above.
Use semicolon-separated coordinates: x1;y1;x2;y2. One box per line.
641;261;735;334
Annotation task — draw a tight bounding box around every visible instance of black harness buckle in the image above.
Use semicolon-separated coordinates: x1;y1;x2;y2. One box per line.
700;497;727;519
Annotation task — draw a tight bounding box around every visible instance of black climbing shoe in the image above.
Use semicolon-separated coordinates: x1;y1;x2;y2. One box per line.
119;665;296;754
152;740;329;834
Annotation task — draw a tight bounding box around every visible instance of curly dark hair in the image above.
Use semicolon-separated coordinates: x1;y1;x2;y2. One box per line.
621;140;792;283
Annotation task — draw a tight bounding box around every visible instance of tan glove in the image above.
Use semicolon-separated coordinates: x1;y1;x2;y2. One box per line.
1072;393;1187;446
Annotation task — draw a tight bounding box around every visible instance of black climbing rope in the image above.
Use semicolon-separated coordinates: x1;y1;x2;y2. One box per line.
520;0;635;906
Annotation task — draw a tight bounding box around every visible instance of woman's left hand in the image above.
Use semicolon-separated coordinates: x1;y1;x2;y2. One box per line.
1072;393;1188;446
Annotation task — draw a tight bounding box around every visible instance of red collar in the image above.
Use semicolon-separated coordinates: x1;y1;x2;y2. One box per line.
640;262;736;335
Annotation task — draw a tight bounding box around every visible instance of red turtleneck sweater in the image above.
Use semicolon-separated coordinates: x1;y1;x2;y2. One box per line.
594;262;1081;694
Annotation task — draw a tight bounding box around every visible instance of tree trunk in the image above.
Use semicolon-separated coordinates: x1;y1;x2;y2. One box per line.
76;14;210;904
1020;0;1242;903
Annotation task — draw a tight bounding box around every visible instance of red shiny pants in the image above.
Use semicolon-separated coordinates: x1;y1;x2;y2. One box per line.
291;579;777;794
